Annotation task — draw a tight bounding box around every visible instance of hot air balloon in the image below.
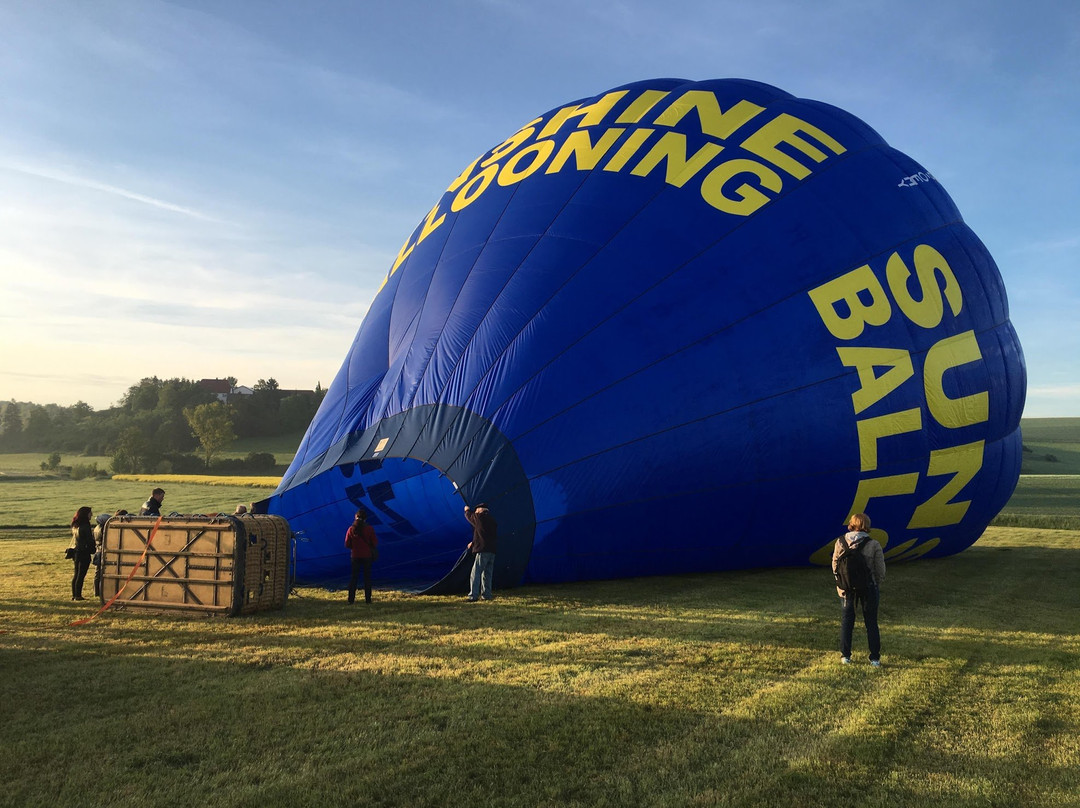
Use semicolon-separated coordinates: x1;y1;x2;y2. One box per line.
266;77;1025;593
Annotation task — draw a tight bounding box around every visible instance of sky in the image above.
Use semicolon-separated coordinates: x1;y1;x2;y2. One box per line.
0;0;1077;416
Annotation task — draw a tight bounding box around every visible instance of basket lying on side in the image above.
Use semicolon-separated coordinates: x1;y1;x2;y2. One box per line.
100;513;292;616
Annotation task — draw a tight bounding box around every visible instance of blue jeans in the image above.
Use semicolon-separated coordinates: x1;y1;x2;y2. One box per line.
840;585;880;661
470;552;495;600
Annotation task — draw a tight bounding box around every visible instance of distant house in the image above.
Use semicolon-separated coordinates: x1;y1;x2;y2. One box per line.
198;378;232;402
196;379;308;403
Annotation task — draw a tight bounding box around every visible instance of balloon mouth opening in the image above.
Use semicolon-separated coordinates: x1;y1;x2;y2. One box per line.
344;456;467;591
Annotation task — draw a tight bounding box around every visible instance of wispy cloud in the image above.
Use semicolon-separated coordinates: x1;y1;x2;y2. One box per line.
0;161;224;223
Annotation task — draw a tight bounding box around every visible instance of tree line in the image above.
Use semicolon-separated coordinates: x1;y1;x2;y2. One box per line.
0;377;324;475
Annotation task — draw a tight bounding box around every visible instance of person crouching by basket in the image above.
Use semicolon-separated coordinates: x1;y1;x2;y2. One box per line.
344;509;378;604
69;507;95;601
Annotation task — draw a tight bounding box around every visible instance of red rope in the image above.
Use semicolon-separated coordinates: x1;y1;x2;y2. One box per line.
70;516;163;627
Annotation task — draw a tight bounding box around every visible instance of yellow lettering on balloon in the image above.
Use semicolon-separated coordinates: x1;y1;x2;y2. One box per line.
603;128;655;172
615;90;670;124
885;245;963;329
856;407;922;471
924;331;989;429
547;128;625;174
836;347;914;415
450;165;498;212
883;538;918;559
891;538;940;561
480;118;541;169
388;201;447;277
416;201;446;243
497;140;556;186
537;91;628;139
698;158;782;216
908;441;984;529
386;240;413;285
848;473;920;517
807;265;893;340
740;113;846;179
653;91;765;140
630;132;724;187
445;156;482;194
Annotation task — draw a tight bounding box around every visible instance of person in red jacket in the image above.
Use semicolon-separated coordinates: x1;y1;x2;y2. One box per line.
344;509;378;604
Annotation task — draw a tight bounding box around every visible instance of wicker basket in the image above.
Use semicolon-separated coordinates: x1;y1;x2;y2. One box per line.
100;514;292;616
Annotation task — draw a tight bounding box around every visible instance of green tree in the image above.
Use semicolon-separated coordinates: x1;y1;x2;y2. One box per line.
0;401;23;450
184;402;236;467
111;427;151;474
22;405;52;450
241;378;282;437
122;377;162;412
157;378;214;416
279;393;319;432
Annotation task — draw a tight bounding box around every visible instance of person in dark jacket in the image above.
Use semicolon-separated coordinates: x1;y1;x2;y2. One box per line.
139;488;165;516
344;509;378;604
464;503;498;601
69;506;95;601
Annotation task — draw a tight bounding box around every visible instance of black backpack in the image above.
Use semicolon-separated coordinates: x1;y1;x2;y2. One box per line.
834;536;871;598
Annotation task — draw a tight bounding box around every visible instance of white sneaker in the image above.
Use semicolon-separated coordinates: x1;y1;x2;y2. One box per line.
870;660;881;667
841;657;852;664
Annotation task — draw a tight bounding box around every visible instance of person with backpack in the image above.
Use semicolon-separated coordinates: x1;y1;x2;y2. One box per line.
832;512;886;666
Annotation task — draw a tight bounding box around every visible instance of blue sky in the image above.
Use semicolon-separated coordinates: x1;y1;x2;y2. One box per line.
1;0;1077;416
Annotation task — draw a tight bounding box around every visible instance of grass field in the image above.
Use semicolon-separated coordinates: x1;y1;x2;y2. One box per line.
1;526;1077;807
0;478;277;532
224;432;305;465
992;475;1080;530
1020;417;1080;475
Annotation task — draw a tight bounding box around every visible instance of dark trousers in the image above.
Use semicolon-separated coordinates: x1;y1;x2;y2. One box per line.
840;585;880;661
348;558;372;603
71;554;92;599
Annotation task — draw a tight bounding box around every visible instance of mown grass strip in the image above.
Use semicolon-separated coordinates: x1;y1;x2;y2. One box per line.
111;473;281;487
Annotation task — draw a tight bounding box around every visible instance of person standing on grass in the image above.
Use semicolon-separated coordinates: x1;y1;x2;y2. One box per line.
69;506;95;601
344;509;378;604
139;488;165;517
464;503;497;602
832;512;886;666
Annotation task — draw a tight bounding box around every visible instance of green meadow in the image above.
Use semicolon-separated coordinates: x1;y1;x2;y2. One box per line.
1;418;1077;806
2;528;1077;807
1020;417;1080;475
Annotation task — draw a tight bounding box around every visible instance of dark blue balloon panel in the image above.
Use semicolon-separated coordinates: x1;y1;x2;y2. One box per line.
267;78;1025;592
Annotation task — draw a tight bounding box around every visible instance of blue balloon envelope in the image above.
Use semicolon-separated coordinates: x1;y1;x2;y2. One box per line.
267;78;1025;592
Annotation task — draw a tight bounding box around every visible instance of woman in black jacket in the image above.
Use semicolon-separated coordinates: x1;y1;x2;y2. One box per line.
70;506;95;601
